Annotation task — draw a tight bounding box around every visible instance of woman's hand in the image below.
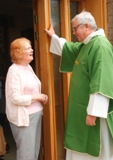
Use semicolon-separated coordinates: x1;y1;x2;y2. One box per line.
32;94;48;104
45;23;55;37
86;115;97;126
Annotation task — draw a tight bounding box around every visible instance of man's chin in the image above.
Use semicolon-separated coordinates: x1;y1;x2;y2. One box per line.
77;38;82;42
76;37;80;42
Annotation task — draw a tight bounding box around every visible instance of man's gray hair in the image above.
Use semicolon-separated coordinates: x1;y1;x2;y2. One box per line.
71;11;97;30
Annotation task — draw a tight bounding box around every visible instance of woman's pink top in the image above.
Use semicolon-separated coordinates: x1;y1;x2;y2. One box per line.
19;64;43;114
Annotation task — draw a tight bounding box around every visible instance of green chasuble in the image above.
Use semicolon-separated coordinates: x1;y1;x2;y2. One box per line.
60;35;113;157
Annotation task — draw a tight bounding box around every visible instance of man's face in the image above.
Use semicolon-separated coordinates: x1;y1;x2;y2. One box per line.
72;20;87;42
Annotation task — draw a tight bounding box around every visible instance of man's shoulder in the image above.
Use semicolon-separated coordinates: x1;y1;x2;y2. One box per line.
64;41;83;50
90;35;112;48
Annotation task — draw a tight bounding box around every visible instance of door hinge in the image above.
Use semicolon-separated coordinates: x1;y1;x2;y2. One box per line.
34;15;38;24
41;147;44;156
35;31;39;40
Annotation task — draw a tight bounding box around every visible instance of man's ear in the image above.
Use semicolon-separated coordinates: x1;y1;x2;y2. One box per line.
85;23;90;29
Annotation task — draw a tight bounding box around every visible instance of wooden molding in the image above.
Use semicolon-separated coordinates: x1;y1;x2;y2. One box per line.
60;0;71;121
33;0;57;160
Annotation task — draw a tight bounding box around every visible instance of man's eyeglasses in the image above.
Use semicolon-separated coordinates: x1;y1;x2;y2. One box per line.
72;24;82;32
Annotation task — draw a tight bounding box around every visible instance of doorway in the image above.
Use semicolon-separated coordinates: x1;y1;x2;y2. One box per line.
0;0;34;159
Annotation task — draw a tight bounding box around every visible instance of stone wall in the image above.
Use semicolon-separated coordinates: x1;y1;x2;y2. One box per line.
107;0;113;44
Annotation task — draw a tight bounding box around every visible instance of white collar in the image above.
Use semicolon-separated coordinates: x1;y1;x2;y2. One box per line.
83;28;105;44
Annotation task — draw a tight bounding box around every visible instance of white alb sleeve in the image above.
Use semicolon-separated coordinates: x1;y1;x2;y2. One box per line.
87;93;109;118
50;34;67;56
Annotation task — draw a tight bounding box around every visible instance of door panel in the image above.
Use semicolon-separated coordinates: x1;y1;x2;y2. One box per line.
51;1;65;159
32;0;57;160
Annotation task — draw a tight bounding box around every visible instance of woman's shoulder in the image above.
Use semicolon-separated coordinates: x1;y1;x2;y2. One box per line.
8;63;19;71
7;64;22;77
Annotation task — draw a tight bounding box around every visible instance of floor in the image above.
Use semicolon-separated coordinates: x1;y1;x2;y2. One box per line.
1;121;16;160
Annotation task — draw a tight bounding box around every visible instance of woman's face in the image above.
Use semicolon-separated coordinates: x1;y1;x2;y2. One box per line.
21;41;33;65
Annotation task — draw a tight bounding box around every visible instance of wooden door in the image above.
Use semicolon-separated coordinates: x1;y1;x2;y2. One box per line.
32;0;68;159
32;0;57;160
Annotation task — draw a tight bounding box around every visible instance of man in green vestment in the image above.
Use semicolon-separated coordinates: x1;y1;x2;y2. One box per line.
45;11;113;160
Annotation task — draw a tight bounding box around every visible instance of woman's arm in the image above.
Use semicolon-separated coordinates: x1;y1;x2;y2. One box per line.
6;67;48;106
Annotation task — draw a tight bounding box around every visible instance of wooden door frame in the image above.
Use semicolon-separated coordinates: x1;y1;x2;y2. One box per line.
32;0;57;160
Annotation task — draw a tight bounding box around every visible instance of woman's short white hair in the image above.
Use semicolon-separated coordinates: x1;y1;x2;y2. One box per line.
71;11;97;30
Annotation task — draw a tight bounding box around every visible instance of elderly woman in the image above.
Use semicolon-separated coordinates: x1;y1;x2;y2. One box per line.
5;37;48;160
